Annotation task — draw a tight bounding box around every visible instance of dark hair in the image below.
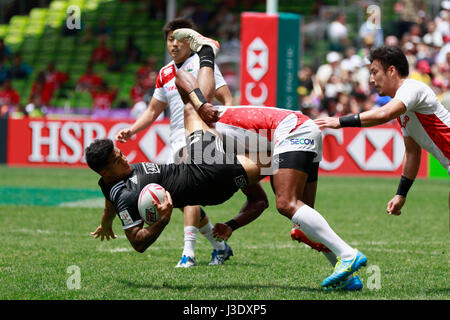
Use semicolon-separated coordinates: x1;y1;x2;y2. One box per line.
369;45;409;77
163;17;196;40
85;138;114;173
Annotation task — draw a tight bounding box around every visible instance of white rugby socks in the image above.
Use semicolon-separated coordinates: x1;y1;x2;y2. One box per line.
200;221;226;251
182;226;198;258
291;204;355;260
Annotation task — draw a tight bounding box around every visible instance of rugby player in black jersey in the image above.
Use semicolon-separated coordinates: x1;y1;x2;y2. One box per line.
86;130;264;253
87;31;267;254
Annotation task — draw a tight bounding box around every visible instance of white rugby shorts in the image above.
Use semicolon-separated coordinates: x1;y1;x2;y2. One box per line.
273;116;323;163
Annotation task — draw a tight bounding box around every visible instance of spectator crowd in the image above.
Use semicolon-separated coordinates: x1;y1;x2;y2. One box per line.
298;0;450;119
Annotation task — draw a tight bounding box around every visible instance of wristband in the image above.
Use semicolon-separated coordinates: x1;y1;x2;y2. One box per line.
339;113;361;127
396;175;414;197
225;219;240;231
188;88;207;110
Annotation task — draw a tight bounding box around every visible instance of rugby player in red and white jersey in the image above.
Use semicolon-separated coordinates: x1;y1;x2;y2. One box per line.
174;31;367;290
115;18;268;269
315;46;450;216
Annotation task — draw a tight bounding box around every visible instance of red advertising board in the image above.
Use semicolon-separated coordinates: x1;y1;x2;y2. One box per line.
6;118;428;177
240;12;278;106
319;124;428;177
7;117;171;167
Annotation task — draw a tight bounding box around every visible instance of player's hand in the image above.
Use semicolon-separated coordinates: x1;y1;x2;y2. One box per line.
199;102;220;125
212;223;232;241
386;195;406;215
154;191;173;220
314;117;341;129
116;128;134;143
90;225;118;241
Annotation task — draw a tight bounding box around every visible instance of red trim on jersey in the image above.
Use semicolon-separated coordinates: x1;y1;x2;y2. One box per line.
415;112;450;160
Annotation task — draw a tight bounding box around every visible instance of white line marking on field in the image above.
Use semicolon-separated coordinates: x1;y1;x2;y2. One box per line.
59;198;105;208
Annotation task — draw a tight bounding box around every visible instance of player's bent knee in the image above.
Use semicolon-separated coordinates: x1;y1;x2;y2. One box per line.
132;243;147;253
276;197;298;218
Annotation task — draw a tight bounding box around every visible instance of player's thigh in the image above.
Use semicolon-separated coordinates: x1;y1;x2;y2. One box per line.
272;150;317;213
236;153;266;185
272;167;309;217
302;161;319;207
184;102;211;134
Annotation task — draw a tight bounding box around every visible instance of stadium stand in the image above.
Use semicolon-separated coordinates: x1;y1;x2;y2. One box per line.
0;0;166;114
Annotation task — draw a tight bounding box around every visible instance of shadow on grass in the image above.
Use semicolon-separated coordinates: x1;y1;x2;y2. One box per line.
118;279;323;293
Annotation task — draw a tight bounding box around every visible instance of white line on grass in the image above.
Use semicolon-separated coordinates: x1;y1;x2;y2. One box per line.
59;198;105;208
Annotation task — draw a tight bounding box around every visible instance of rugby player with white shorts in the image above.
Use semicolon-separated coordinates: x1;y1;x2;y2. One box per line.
316;45;450;217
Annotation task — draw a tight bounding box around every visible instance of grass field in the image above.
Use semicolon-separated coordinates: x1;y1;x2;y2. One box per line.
0;165;448;301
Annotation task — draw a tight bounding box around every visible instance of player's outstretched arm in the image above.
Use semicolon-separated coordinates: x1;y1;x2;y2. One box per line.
215;84;233;106
175;68;219;124
387;137;421;216
116;98;167;143
314;99;407;129
90;199;118;241
213;183;269;241
124;191;173;253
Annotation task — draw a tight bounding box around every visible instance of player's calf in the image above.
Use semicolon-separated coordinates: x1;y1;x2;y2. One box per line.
291;225;331;253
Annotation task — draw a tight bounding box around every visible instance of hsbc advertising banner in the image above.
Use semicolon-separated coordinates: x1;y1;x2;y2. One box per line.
6;117;171;167
5;119;428;177
240;12;279;107
319;124;428;177
240;12;300;110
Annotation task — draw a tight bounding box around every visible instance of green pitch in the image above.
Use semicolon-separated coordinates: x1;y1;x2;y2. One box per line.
0;165;448;300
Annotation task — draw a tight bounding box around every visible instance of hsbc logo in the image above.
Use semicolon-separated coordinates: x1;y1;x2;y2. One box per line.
320;128;405;172
245;37;269;105
247;37;268;81
347;129;405;171
139;124;170;163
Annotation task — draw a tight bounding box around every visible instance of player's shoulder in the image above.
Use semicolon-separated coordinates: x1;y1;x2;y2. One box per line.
133;162;163;175
156;62;176;86
400;78;431;92
402;79;438;101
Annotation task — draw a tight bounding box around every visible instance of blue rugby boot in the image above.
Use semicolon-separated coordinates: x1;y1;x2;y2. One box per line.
175;255;197;268
324;273;363;291
209;242;233;265
321;249;367;287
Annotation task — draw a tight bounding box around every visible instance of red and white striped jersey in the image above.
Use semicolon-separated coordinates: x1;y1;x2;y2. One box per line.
217;105;310;141
215;106;312;154
394;79;450;173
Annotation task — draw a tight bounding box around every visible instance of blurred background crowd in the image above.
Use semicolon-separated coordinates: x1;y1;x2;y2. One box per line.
0;0;448;120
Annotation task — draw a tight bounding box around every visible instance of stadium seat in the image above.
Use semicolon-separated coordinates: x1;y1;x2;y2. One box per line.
74;91;92;108
67;0;85;10
23;21;45;36
0;25;7;37
20;36;39;51
103;73;122;86
29;8;48;21
5;35;23;53
49;1;67;12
